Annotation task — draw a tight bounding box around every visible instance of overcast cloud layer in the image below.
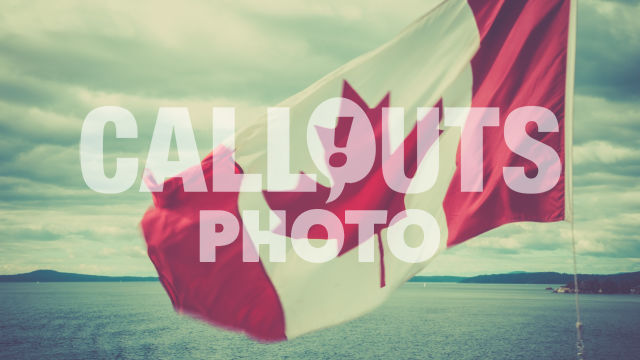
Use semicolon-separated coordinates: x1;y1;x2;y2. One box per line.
0;0;638;276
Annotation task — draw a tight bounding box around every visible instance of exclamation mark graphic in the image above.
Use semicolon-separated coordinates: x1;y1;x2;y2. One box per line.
328;116;353;168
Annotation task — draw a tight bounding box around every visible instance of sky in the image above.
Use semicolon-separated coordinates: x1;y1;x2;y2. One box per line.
0;0;638;276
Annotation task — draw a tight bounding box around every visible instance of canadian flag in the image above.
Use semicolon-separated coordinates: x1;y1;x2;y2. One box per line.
141;0;576;341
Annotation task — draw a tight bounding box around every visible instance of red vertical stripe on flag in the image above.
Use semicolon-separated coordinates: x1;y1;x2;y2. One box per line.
444;0;570;247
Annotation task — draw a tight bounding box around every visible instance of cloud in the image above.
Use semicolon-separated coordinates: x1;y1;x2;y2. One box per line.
574;141;640;165
575;0;640;99
0;1;333;103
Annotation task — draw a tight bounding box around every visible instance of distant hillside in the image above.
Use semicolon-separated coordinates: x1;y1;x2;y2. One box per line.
460;271;640;287
2;270;638;289
0;270;158;282
461;272;572;284
408;276;467;283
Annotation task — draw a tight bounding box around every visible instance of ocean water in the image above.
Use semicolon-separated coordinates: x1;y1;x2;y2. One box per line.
0;282;638;359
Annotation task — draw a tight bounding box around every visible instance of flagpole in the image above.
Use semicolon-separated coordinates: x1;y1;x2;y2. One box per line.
565;0;583;359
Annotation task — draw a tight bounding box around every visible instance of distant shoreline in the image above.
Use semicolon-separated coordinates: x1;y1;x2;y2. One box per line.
2;270;639;289
412;271;640;294
0;270;157;282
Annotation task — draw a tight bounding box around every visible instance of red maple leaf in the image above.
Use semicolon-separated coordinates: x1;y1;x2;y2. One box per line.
263;80;442;288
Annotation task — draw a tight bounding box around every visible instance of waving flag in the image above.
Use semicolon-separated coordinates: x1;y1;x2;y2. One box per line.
141;0;575;341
